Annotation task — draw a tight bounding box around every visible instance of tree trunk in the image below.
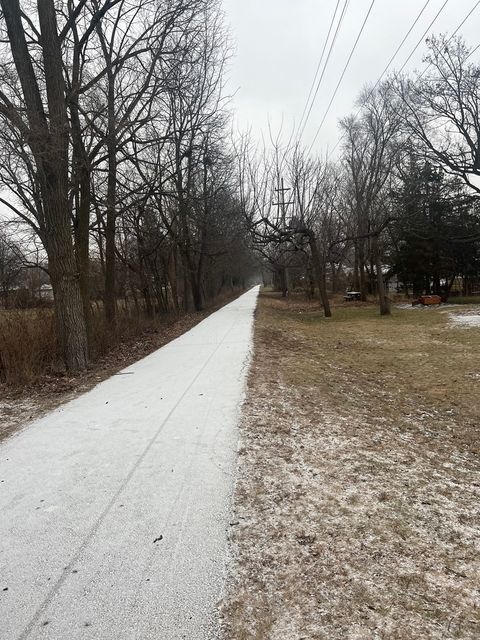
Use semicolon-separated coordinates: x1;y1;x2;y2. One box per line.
47;193;89;369
278;266;289;297
190;225;207;311
40;0;89;369
70;17;91;347
353;241;360;290
369;255;376;295
73;168;91;343
432;273;441;297
0;0;88;371
373;235;390;316
444;274;456;301
190;276;203;311
307;266;315;299
95;14;117;327
104;88;117;326
425;276;431;294
182;267;190;312
357;238;368;301
169;247;179;312
143;285;154;317
308;232;331;318
330;262;338;293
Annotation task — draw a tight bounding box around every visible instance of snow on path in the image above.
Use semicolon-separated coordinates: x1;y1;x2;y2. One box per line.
0;287;259;640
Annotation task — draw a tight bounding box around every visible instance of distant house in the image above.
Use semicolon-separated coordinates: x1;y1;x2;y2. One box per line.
39;284;54;301
383;270;401;293
343;265;401;294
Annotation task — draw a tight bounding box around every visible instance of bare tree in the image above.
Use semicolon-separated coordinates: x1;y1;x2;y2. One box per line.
0;0;89;370
0;227;23;306
341;83;402;314
288;151;346;317
0;0;256;376
163;1;230;310
396;36;480;195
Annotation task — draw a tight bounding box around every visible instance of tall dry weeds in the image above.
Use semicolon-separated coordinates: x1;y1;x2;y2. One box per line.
0;310;57;385
0;289;243;389
0;306;176;387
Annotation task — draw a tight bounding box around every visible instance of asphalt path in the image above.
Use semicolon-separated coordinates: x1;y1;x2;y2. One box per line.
0;287;259;640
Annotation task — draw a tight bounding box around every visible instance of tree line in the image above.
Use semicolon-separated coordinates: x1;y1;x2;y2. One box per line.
241;36;480;317
2;7;479;376
0;0;255;373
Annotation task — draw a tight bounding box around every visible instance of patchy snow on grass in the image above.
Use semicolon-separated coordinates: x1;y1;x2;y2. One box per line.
221;295;480;640
449;314;480;328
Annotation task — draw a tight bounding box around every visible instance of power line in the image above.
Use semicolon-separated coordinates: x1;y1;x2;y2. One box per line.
450;0;480;37
372;0;432;93
297;0;350;143
308;0;377;154
418;0;480;78
296;0;342;138
398;0;450;74
298;0;350;142
326;0;479;161
466;40;480;61
323;0;436;160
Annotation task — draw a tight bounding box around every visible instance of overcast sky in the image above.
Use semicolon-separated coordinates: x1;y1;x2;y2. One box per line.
222;0;480;156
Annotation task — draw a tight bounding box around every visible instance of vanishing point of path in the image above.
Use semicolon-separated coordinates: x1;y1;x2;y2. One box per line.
0;287;259;640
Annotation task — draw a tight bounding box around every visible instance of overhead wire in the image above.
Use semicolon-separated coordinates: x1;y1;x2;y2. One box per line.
447;0;480;38
397;0;450;74
322;0;439;160
466;40;480;61
325;0;480;161
307;0;377;154
417;0;480;78
296;0;342;138
297;0;351;143
369;0;432;96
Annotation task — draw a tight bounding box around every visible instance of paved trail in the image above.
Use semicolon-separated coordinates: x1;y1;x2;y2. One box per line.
0;287;258;640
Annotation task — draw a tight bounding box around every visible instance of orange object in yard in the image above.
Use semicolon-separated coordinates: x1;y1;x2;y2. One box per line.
419;295;442;305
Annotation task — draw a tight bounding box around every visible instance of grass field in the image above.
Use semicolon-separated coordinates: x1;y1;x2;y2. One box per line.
221;292;480;639
446;296;480;305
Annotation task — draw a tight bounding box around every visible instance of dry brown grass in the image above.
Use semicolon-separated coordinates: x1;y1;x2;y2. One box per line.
0;306;157;386
221;292;480;640
0;309;57;385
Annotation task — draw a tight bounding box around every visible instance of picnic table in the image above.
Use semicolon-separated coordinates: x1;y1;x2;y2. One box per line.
344;291;362;301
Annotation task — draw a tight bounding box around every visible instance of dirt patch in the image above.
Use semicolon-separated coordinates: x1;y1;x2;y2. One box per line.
221;292;480;639
0;291;242;442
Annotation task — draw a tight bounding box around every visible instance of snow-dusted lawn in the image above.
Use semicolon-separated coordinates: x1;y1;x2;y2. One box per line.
222;294;480;639
449;313;480;328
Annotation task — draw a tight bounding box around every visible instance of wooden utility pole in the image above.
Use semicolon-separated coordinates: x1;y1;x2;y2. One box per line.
273;178;294;227
273;178;294;297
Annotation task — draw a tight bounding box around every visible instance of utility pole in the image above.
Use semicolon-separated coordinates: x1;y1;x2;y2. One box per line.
272;177;294;228
273;178;294;297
